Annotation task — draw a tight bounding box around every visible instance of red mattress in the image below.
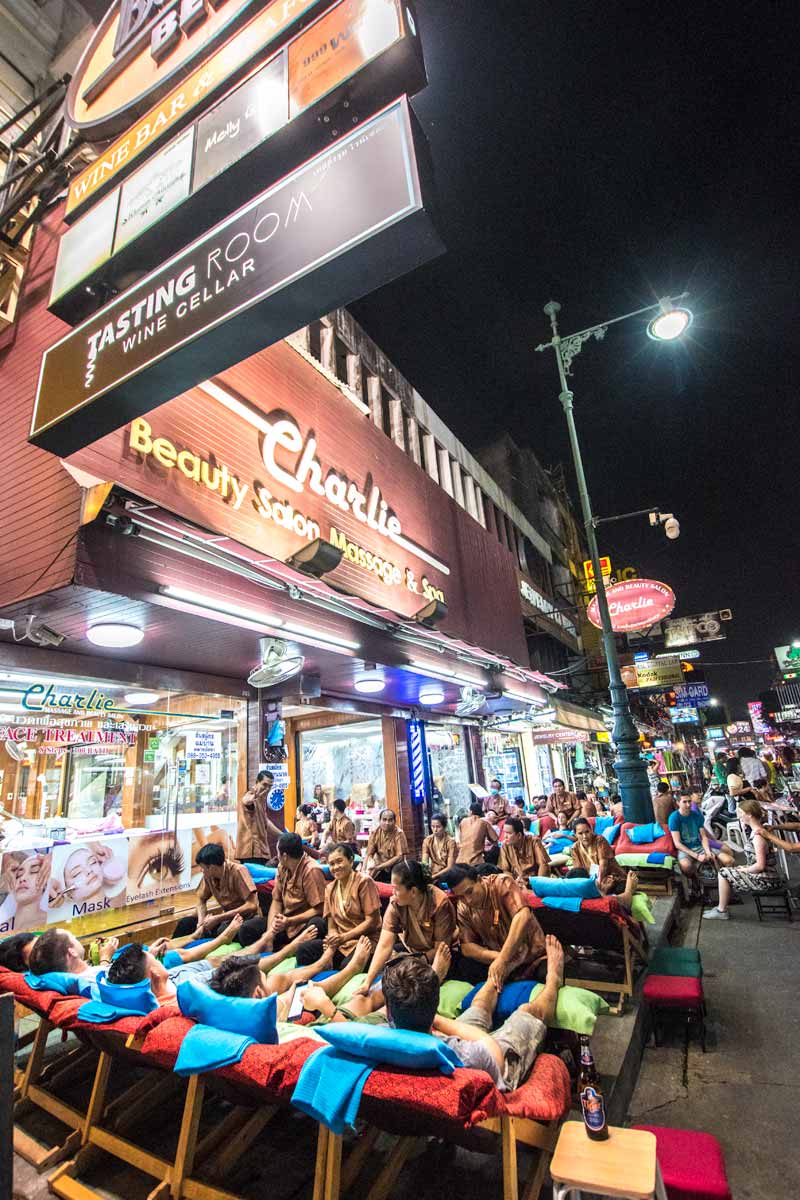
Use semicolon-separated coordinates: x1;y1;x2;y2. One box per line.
616;821;675;858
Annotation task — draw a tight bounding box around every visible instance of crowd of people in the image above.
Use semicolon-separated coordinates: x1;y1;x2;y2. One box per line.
3;765;797;1095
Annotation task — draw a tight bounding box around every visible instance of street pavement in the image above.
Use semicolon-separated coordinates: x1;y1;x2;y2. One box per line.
628;894;800;1200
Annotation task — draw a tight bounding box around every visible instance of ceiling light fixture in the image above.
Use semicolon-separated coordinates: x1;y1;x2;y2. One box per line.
354;665;385;695
124;691;161;705
418;683;445;706
407;661;483;688
86;623;144;648
160;586;284;628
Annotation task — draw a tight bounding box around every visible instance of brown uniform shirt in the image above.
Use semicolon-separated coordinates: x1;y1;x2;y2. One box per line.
546;790;579;819
422;833;458;874
482;792;512;820
323;872;381;956
456;873;546;978
383;886;457;953
236;787;280;859
273;854;326;932
458;814;498;865
498;833;549;879
198;861;257;912
328;811;357;845
366;826;408;867
571;836;627;882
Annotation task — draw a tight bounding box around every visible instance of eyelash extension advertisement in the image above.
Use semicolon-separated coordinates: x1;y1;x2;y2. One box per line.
49;837;129;920
125;829;193;905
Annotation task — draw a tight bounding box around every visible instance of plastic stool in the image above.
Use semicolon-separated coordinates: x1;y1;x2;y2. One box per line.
550;1121;667;1200
632;1126;732;1200
647;948;702;978
642;976;706;1051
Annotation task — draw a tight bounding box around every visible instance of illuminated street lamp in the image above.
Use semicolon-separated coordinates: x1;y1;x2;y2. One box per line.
536;295;692;823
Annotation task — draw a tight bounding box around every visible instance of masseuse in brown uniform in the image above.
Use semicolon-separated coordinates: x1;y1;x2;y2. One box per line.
443;864;548;986
421;813;458;880
236;771;283;865
293;841;381;968
458;801;499;866
497;817;550;884
364;808;408;882
261;832;327;962
355;860;458;996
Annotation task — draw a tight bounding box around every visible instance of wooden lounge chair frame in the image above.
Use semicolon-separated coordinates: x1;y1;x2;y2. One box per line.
312;1111;561;1200
13;1014;94;1170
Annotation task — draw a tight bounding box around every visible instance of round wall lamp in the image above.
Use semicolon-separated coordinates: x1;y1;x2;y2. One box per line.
418;683;445;706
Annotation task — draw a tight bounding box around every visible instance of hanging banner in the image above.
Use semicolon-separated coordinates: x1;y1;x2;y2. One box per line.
586;579;676;633
663;611;730;648
633;657;684;689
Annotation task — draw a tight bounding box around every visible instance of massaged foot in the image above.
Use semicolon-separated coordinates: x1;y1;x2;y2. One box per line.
546;934;564;987
221;914;244;943
432;941;451;983
351;937;373;972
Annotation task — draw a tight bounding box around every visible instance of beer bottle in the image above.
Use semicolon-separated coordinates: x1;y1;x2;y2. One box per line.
578;1036;608;1140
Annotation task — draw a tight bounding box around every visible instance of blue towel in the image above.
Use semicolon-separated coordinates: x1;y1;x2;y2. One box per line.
541;895;583;912
292;1045;372;1134
243;863;276;883
174;1025;256;1075
647;852;669;865
24;971;93;997
75;1000;147;1024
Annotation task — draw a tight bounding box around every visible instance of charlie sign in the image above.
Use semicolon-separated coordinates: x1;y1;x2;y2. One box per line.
31;99;441;455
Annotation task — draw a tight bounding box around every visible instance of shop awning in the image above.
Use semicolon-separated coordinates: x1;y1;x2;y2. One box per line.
553;700;607;733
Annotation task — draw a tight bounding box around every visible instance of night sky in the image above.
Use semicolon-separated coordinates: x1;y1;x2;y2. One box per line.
352;0;798;718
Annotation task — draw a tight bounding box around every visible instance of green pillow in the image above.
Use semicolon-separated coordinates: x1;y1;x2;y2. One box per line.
616;853;675;870
631;893;655;925
489;983;609;1035
208;942;242;958
332;972;367;1006
267;955;297;977
437;980;474;1019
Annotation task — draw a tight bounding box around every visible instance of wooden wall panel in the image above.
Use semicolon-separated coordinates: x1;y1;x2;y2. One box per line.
0;215;81;608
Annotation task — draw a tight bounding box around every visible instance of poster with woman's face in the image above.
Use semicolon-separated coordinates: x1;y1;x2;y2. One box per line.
49;837;128;921
0;848;52;934
189;823;236;887
126;830;192;905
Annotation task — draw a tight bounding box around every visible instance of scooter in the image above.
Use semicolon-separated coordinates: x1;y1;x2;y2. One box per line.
700;787;739;843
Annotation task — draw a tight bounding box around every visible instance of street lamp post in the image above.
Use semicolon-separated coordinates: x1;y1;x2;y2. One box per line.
536;296;691;824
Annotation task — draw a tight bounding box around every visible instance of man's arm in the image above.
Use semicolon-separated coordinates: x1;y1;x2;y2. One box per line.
488;907;535;986
485;821;499;845
459;940;499;964
201;891;258;928
355;927;396;993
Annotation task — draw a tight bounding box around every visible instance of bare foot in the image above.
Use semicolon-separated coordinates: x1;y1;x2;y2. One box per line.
292;926;319;947
316;946;335;968
432;941;451;982
223;914;244;943
626;871;639;892
544;934;564;986
351;936;372;971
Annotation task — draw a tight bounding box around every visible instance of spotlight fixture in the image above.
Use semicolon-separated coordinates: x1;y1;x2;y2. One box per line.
287;538;343;578
412;598;448;628
647;299;693;341
87;623;144;648
354;664;385;695
418;683;445;706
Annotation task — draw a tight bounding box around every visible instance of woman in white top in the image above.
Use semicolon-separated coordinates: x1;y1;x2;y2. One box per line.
703;798;780;920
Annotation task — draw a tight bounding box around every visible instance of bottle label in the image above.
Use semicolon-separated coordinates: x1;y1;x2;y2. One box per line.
580;1086;607;1132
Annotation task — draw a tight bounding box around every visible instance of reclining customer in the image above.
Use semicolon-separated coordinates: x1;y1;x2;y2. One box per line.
497;817;549;883
28;927;119;979
354;859;457;997
172;844;263;944
0;931;38;973
443;864;547;985
107;923;335;1003
382;934;565;1092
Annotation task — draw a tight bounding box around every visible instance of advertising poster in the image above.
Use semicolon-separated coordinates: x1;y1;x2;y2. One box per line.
50;189;119;303
115;126;195;252
0;847;52;934
126;829;193;905
188;821;238;887
288;0;401;116
49;836;129;921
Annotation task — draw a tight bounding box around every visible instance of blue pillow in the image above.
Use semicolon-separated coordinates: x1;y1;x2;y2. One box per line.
461;980;533;1024
628;822;665;845
317;1023;462;1073
162;950;183;970
244;863;276;883
529;876;601;899
176;976;277;1044
603;822;622;845
595;816;614;835
24;971;92;997
96;976;158;1014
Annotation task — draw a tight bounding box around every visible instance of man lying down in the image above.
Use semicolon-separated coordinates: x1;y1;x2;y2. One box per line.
209;933;564;1093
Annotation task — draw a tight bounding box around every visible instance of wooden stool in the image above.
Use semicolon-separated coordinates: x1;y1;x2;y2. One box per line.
550;1121;667;1200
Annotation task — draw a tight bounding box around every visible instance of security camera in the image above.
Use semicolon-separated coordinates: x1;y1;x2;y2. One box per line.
664;517;680;540
23;618;65;647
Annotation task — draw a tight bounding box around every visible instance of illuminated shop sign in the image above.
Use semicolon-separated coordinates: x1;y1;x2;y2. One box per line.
22;685;122;714
587;579;676;633
33;99;440;455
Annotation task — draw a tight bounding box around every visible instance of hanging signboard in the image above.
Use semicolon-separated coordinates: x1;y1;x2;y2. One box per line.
31;98;442;455
748;701;771;736
674;681;710;706
587;579;676;633
582;556;612;595
668;706;700;724
634;657;684;689
530;728;590;745
774;645;800;672
663;611;731;648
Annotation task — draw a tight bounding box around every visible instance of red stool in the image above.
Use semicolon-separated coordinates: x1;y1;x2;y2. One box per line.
642;974;706;1051
632;1126;732;1200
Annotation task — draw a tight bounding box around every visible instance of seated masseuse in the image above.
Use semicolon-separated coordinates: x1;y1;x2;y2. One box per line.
291;842;381;970
497;817;549;883
442;864;547;985
569;818;638;910
354;859;457;996
363;809;409;882
261;832;327;958
171;843;263;944
421;813;458;880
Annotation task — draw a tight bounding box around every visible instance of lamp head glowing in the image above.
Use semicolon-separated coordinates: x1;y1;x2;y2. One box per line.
647;299;693;342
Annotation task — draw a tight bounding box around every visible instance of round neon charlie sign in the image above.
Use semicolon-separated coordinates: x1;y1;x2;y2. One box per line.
587;578;675;633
